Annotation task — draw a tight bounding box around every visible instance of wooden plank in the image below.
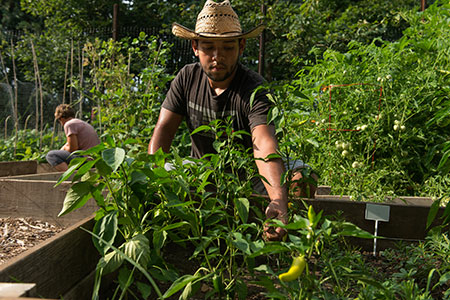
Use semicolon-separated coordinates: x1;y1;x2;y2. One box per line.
36;163;55;174
303;198;446;251
315;185;331;195
0;298;57;300
0;178;97;226
62;269;96;300
0;161;37;177
252;194;446;251
2;172;64;181
0;216;99;299
0;283;36;297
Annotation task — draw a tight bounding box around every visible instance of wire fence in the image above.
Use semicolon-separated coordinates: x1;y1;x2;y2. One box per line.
0;26;195;139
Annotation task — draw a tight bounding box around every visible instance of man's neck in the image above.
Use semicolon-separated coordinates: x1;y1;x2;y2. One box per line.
208;66;238;96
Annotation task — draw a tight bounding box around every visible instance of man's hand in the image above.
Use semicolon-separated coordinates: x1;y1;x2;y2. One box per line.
264;199;288;241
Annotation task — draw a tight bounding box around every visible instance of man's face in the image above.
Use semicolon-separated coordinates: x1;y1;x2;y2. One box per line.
192;39;245;83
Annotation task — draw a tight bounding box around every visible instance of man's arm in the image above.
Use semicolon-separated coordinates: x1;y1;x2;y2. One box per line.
252;124;288;241
148;108;183;154
62;134;79;152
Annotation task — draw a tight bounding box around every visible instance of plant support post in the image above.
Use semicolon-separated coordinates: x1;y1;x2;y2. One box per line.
258;2;266;77
113;4;119;41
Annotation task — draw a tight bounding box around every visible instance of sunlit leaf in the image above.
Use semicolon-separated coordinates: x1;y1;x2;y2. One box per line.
102;148;125;172
122;234;151;267
235;197;249;223
58;181;92;217
93;211;118;255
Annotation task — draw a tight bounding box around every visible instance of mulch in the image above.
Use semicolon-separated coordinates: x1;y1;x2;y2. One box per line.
0;217;65;264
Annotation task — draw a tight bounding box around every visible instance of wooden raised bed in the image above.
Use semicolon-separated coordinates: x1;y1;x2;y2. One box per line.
0;161;57;178
0;170;99;299
0;216;98;299
0;161;38;177
255;186;445;251
306;192;445;251
0;183;444;298
0;172;97;227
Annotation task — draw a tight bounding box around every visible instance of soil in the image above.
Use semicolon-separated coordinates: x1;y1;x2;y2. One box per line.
0;217;65;264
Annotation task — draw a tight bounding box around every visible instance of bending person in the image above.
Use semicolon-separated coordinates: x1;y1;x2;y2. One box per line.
147;0;317;241
46;104;100;172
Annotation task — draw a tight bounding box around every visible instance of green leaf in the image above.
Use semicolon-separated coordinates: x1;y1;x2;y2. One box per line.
136;281;152;299
95;159;113;176
338;222;376;239
283;218;309;230
91;183;106;207
58;181;92;217
162;274;199;299
72;158;100;182
236;278;248;300
292;90;309;99
55;157;87;186
77;143;105;156
439;271;450;285
122;234;151;267
231;232;251;255
153;167;169;178
130;170;148;185
93;211;118;255
191;125;211;135
306;138;319;147
161;221;190;231
249;243;290;258
153;229;167;251
84;229;162;297
102;148;125;172
427;199;441;229
235;197;249;223
98;250;124;274
118;267;134;291
254;264;275;275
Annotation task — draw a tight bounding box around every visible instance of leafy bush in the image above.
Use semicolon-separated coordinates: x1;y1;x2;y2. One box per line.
0;128;63;162
272;0;450;198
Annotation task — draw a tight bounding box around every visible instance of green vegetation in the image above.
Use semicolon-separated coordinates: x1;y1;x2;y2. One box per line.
1;0;450;299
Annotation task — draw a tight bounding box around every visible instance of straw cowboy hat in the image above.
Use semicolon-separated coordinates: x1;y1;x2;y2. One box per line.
172;0;265;40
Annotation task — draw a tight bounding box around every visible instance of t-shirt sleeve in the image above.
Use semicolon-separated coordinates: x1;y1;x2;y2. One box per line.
64;122;79;137
247;88;273;130
162;68;187;116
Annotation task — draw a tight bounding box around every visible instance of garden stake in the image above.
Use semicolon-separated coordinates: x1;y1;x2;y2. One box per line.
365;203;390;256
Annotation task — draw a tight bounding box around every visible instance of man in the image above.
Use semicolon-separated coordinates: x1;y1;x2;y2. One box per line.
148;0;315;241
46;104;100;171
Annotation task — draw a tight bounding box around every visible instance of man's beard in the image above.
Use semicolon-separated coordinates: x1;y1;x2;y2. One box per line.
203;61;239;82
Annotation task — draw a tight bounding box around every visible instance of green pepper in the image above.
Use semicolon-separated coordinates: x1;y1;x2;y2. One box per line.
308;205;315;224
213;274;224;294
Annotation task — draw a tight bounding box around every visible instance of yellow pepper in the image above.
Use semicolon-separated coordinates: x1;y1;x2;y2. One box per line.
278;255;306;282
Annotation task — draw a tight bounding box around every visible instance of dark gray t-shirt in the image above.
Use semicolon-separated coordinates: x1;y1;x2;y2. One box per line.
162;62;272;159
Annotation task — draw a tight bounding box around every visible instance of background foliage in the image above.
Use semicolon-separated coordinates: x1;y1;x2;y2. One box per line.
1;1;450;298
0;0;448;197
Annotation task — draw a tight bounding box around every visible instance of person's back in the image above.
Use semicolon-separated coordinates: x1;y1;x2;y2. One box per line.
46;104;100;172
64;118;100;150
148;0;317;241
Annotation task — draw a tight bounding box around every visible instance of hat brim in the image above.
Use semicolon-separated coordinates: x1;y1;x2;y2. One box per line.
172;23;265;40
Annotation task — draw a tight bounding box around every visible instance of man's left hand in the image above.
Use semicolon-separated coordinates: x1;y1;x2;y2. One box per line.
264;200;288;241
